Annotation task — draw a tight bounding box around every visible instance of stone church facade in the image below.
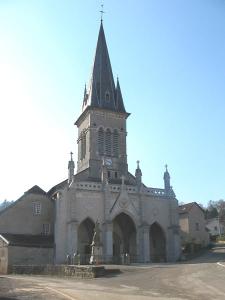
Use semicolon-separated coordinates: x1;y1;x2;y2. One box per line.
51;21;180;264
0;21;180;269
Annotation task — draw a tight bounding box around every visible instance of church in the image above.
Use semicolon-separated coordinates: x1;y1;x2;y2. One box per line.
0;21;180;272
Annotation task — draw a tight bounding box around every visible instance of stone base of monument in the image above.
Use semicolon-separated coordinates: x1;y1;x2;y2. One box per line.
9;264;106;278
90;245;103;265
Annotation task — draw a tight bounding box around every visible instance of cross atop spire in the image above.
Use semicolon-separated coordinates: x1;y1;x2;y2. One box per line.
99;4;105;22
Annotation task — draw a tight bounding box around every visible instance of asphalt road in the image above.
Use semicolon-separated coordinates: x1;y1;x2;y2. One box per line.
1;244;225;300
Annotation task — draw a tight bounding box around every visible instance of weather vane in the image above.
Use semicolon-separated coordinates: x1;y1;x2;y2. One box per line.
100;4;105;22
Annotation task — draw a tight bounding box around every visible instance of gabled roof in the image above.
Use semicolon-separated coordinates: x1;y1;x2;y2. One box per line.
179;202;205;214
81;22;127;115
25;185;46;195
0;185;48;216
0;233;54;248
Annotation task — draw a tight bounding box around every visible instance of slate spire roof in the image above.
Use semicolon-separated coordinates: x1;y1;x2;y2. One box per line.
82;22;126;114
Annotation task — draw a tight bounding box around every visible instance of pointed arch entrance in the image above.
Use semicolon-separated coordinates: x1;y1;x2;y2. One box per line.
150;222;166;262
113;213;137;263
78;218;95;263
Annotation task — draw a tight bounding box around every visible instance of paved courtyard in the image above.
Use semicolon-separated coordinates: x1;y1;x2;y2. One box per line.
1;244;225;300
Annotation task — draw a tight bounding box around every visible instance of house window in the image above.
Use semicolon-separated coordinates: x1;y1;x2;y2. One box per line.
195;222;199;231
33;202;41;215
42;223;50;235
107;171;111;178
115;171;118;179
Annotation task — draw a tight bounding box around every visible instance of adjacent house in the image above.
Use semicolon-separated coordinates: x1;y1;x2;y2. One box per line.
206;218;225;240
179;202;209;251
0;186;54;273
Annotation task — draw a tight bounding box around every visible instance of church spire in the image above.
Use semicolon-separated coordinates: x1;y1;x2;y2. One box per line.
82;22;126;114
116;77;125;112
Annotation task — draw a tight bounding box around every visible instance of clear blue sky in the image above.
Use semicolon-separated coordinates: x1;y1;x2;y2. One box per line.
0;0;224;207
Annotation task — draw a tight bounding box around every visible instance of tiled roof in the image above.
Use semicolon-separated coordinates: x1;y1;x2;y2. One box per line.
0;233;54;248
179;202;204;214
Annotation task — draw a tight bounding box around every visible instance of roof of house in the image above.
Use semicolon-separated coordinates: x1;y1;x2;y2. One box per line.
179;202;205;214
25;185;47;195
0;233;54;248
0;185;49;216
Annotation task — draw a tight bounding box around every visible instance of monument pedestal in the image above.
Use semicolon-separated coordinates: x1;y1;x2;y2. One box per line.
90;245;103;265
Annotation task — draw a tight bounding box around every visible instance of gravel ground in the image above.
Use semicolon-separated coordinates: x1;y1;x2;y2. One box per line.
0;244;225;300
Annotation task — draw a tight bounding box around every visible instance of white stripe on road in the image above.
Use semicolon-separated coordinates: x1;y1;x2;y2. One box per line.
217;262;225;268
45;287;79;300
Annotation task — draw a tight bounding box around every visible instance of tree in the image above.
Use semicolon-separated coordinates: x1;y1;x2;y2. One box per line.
205;200;218;219
205;199;225;225
0;200;13;211
216;199;225;225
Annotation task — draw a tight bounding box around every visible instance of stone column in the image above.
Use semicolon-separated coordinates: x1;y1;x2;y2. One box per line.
67;221;79;257
104;222;113;263
142;225;150;263
136;225;143;263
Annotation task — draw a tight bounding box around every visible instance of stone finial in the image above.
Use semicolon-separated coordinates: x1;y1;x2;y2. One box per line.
135;159;142;190
164;163;171;193
137;160;140;169
70;151;73;161
68;151;75;184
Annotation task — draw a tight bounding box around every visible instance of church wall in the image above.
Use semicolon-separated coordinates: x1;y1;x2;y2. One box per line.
0;193;54;235
72;190;104;223
141;195;170;229
54;190;68;264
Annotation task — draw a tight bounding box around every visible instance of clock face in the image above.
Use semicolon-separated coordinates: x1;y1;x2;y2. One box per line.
105;158;112;166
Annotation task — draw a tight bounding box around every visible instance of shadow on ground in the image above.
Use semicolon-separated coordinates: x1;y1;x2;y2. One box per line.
181;243;225;265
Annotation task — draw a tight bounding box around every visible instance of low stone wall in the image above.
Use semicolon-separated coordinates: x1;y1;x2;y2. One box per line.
9;264;106;278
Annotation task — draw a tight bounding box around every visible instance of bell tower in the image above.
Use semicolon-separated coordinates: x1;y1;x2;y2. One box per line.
75;21;130;181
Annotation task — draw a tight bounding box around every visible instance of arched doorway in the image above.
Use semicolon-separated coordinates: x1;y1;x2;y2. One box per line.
78;218;95;264
150;222;166;262
113;213;137;263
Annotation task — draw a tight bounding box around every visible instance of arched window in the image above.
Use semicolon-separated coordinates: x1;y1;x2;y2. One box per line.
98;127;104;155
105;91;110;102
80;131;86;160
96;82;100;100
105;129;112;156
113;129;119;157
78;137;82;160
